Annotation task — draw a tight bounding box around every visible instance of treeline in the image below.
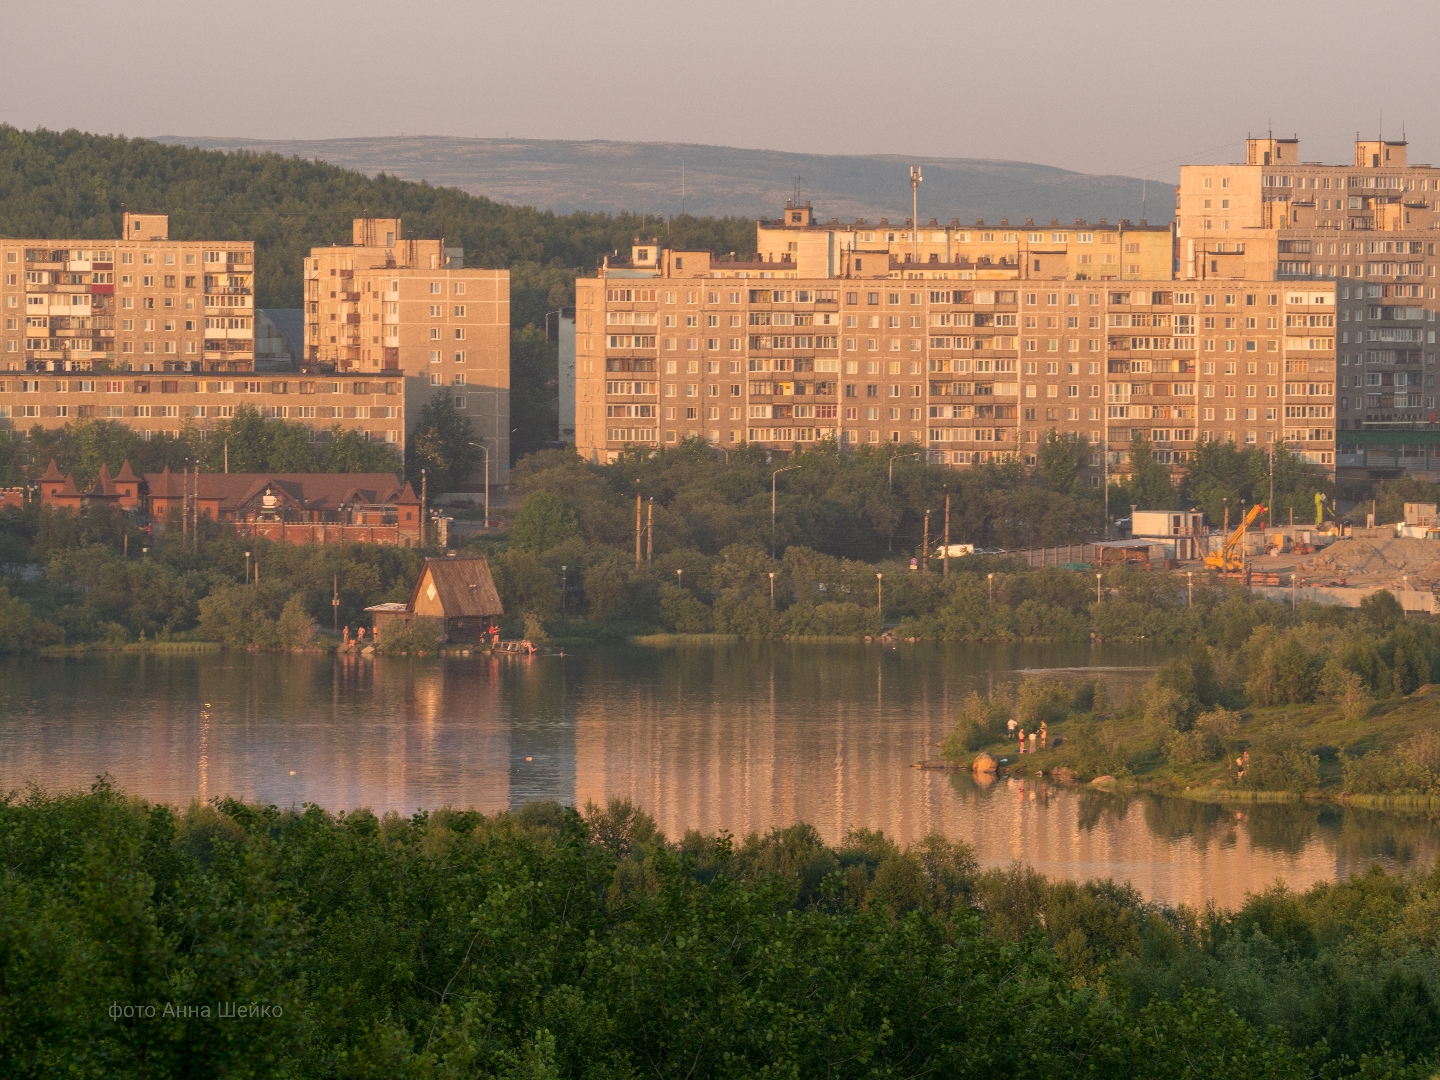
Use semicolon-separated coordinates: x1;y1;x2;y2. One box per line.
0;501;421;651
475;437;1333;634
2;784;1436;1077
0;392;495;491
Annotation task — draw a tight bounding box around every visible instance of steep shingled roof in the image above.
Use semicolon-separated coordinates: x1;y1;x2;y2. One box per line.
408;557;503;618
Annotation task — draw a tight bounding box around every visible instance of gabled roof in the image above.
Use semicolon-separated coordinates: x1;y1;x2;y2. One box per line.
408;557;504;618
140;471;408;515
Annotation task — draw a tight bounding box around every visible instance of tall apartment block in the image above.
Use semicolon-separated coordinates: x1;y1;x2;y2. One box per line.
575;220;1335;486
2;213;255;375
1176;136;1440;479
305;219;511;486
0;214;423;455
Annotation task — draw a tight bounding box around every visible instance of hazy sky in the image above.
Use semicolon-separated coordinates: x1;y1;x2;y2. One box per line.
6;0;1436;181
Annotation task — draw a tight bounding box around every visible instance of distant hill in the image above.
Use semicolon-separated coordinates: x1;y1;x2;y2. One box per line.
154;136;1170;225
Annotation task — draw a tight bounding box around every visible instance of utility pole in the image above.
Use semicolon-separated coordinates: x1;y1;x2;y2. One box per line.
635;490;642;569
332;574;340;631
909;166;923;264
647;498;653;564
922;509;930;573
943;489;951;577
182;463;188;541
420;469;427;548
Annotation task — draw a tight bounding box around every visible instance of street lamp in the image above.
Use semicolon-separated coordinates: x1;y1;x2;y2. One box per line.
467;441;489;528
876;572;883;622
888;450;922;494
772;464;800;558
676;568;683;589
1096;572;1102;604
769;571;775;605
1187;571;1193;607
561;565;567;616
244;550;251;583
988;572;994;601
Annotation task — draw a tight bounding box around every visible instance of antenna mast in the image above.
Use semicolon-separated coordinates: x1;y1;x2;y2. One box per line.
909;166;923;263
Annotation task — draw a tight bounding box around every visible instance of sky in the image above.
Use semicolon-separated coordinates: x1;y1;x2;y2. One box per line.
4;0;1437;182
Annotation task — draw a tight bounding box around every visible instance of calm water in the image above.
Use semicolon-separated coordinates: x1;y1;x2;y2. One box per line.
2;643;1437;909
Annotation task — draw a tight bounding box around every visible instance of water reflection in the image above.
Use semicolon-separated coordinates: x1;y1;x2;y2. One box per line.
1;645;1436;908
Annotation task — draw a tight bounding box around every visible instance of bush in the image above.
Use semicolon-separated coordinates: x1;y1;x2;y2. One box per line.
1244;736;1320;794
941;691;1011;760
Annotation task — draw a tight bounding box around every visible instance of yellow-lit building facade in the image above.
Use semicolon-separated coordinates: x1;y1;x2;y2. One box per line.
1;213;256;376
305;219;511;486
575;229;1335;485
1178;135;1440;477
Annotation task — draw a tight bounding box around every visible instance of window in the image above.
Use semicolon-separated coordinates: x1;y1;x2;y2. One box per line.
453;305;465;317
430;282;442;294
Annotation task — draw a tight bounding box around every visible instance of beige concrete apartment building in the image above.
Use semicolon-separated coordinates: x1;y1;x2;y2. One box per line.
0;370;429;449
1;213;255;376
1177;135;1440;478
575;235;1335;485
304;218;510;484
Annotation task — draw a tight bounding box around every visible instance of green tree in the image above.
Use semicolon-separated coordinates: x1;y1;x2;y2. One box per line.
1039;429;1082;494
509;492;580;553
320;426;401;473
406;390;481;493
1112;432;1177;513
510;324;558;461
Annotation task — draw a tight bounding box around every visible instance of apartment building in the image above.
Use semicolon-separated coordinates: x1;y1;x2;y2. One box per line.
304;218;510;486
1;213;256;376
575;236;1335;483
0;371;430;450
1177;135;1440;478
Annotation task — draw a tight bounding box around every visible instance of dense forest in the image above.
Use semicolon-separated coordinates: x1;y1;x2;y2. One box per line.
3;784;1439;1077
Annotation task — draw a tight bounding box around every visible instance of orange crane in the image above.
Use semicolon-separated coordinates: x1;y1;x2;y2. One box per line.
1204;503;1266;573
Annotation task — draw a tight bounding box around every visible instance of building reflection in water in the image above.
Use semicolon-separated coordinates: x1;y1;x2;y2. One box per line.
1;647;1437;908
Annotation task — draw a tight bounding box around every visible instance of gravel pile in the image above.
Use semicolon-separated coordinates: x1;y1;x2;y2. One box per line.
1297;536;1440;580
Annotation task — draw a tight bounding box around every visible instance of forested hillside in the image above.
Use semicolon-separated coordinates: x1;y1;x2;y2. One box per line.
0;127;754;326
0;126;756;455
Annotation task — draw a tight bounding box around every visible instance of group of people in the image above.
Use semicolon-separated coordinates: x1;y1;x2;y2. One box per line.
340;625;369;650
1006;718;1048;754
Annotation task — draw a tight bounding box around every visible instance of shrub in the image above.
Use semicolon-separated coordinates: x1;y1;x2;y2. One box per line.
1244;736;1320;794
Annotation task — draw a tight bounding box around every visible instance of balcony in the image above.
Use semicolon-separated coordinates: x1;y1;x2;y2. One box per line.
204;286;252;296
340;291;361;302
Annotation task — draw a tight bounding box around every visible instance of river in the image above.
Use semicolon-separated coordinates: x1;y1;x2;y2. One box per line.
2;642;1436;909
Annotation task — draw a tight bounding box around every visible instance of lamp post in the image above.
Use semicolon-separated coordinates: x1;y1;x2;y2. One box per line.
561;565;568;616
769;571;775;606
467;441;489;528
1187;571;1193;607
772;464;799;559
244;550;251;584
988;572;994;602
676;568;683;590
876;572;883;622
1096;572;1102;604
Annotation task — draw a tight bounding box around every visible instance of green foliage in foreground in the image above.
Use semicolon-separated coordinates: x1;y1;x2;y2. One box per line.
5;785;1439;1078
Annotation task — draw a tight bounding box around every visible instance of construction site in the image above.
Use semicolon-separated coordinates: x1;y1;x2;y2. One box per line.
1014;503;1440;614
